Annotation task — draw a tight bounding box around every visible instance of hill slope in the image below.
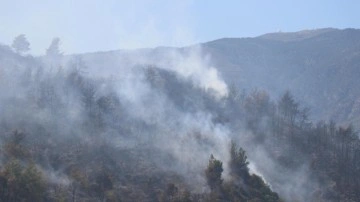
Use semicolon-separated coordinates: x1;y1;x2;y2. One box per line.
2;29;360;201
78;28;360;126
202;28;360;125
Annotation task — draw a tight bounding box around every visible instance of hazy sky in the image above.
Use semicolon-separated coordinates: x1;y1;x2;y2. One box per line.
1;0;359;55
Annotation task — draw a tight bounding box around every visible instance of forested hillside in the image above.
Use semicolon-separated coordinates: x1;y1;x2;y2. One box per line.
0;44;280;201
1;28;360;202
79;28;360;127
203;28;360;126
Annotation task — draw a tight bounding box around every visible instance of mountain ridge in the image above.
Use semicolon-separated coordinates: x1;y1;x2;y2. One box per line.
4;28;359;126
72;28;360;127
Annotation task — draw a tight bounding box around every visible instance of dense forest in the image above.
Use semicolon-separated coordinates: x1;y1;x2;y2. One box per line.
0;38;360;202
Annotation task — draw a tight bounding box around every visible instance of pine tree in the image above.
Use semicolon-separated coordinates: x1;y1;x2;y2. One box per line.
12;34;30;54
205;154;223;191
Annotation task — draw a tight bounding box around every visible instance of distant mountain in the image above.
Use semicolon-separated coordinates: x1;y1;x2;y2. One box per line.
202;28;360;126
258;28;337;41
76;28;360;127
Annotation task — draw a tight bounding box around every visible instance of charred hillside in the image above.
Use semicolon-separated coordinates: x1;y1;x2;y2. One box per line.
1;28;360;201
0;45;280;201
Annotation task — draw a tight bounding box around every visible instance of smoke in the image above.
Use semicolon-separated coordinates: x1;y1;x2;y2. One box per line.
152;46;229;98
0;38;324;201
87;46;232;188
0;2;332;200
73;45;321;201
245;143;320;202
78;46;228;97
0;43;233;192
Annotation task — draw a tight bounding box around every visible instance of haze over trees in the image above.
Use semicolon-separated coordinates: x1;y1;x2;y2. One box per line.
78;28;360;128
0;28;360;201
11;34;30;54
45;37;63;67
46;37;62;57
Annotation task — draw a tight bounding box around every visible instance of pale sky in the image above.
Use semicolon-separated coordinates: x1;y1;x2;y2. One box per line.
1;0;359;55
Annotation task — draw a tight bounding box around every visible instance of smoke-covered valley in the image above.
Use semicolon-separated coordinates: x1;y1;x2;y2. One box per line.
1;28;360;202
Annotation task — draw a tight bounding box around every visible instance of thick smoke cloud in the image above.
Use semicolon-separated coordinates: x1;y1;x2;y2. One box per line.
84;46;232;189
0;45;232;190
0;43;322;201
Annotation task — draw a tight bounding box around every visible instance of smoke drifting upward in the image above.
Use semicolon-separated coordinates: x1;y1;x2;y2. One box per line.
152;46;229;98
79;46;228;97
0;43;233;191
0;38;329;201
81;45;232;187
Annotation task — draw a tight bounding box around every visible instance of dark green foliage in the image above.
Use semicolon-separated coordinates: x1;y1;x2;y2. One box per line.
205;154;223;191
226;88;360;201
222;143;280;202
0;161;46;202
229;141;250;180
202;145;280;202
